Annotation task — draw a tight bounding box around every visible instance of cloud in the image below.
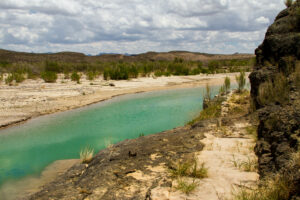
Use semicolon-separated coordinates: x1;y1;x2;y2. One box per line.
0;0;286;54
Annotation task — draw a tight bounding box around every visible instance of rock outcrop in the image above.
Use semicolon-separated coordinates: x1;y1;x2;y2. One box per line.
249;1;300;198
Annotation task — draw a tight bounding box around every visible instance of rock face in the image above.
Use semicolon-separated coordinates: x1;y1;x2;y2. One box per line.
250;1;300;198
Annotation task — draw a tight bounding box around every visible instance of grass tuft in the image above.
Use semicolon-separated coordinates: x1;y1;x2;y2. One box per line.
169;159;208;179
175;179;198;195
233;174;294;200
80;146;94;164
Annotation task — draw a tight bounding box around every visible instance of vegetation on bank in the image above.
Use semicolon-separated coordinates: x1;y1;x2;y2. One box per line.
0;57;254;85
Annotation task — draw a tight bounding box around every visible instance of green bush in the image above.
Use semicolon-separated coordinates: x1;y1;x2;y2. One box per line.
71;72;81;83
41;71;57;83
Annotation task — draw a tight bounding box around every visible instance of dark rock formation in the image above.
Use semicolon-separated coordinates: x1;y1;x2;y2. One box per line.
250;1;300;198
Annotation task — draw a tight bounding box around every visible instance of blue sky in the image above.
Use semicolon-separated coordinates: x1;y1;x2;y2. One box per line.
0;0;285;55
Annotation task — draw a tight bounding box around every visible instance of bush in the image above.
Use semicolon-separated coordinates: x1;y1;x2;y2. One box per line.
71;72;81;83
41;71;57;83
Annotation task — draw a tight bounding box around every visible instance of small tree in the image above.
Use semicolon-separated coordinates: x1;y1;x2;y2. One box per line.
224;76;231;94
236;71;246;93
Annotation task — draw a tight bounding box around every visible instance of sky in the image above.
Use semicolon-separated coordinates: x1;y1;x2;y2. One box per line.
0;0;286;55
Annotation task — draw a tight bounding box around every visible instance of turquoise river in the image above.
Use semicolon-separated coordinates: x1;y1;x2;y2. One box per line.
0;84;237;188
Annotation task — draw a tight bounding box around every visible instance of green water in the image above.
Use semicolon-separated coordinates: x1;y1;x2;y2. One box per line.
0;85;225;187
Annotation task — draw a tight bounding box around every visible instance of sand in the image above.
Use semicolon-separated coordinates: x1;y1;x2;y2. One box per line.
0;73;244;129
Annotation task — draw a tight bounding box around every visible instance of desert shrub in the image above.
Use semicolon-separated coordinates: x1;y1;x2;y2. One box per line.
208;60;219;73
87;71;96;80
154;71;163;77
5;73;25;85
80;146;94;163
14;73;25;83
64;71;70;79
236;71;246;92
41;71;57;83
71;72;81;83
5;74;14;85
257;73;289;105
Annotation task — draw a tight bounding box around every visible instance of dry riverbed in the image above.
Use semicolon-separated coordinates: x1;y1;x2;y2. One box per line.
0;73;243;129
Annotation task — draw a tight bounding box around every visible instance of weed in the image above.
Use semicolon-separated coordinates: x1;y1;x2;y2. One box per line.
169;159;208;179
175;179;198;194
80;146;94;164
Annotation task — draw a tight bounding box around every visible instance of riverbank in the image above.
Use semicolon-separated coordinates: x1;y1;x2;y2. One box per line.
21;90;258;200
0;73;245;129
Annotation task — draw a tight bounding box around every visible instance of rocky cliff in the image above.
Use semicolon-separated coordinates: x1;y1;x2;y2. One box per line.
249;0;300;198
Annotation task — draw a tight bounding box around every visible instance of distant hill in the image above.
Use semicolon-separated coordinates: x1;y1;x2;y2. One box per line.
0;49;254;64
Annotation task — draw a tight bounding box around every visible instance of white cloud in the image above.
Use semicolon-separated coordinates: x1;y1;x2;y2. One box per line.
0;0;286;54
255;16;270;24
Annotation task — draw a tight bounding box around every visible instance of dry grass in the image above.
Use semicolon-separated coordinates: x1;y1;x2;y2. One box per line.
175;179;198;194
80;146;94;164
233;175;294;200
169;159;208;179
257;73;289;106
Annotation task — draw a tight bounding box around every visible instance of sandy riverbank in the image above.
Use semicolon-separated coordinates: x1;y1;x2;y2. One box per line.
0;73;246;129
